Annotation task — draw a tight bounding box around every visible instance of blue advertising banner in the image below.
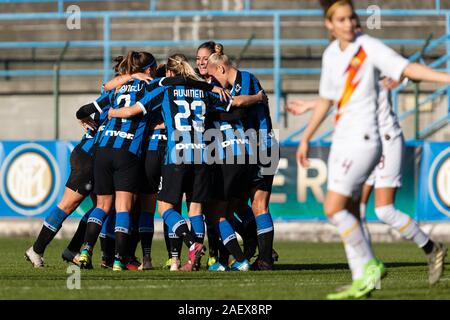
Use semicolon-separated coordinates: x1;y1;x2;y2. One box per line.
0;140;446;221
417;141;450;221
0;141;90;219
271;143;418;221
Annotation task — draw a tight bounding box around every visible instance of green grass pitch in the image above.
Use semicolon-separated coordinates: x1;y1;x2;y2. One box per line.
1;238;449;300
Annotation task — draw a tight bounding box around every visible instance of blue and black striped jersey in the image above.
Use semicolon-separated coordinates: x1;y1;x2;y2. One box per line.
137;80;231;164
95;79;157;156
146;129;168;151
77;91;114;154
232;70;275;149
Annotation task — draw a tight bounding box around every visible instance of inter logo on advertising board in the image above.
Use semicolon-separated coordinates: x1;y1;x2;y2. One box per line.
0;143;61;216
428;146;450;218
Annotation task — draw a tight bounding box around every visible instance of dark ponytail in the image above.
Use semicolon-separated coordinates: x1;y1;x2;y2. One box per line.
113;55;125;74
118;51;157;75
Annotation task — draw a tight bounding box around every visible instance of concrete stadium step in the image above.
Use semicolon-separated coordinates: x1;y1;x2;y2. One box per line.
0;14;446;42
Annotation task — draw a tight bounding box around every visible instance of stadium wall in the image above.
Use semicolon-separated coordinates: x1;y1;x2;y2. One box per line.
1;93;448;141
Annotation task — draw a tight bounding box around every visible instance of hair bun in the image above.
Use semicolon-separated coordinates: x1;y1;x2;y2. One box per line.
114;55;124;62
214;44;224;56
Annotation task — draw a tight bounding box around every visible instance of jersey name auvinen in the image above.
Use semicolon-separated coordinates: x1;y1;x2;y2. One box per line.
136;79;231;164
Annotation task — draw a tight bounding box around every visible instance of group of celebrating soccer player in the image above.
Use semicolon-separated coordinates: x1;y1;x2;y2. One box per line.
24;0;449;299
25;40;278;274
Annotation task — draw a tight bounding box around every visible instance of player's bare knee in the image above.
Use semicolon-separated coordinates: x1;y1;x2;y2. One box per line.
252;201;267;215
96;197;113;213
57;203;77;214
324;200;340;218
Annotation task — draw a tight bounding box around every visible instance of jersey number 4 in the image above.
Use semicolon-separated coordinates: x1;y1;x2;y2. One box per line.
174;100;206;132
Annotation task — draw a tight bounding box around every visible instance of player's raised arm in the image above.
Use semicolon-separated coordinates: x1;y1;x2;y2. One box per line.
231;90;268;108
103;73;153;92
76;91;112;130
403;63;450;84
365;36;450;85
159;76;231;101
103;54;156;91
287;99;318;116
108;84;166;120
108;104;143;119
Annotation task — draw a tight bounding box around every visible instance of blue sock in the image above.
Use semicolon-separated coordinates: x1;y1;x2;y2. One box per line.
115;212;130;261
139;212;155;233
43;206;69;232
81;208;94;223
255;213;274;263
100;213;112;238
115;212;130;234
217;220;245;262
255;213;274;235
217;220;237;246
163;209;195;247
83;208;108;250
87;208;107;227
163;209;187;234
189;215;205;243
139;212;154;257
106;212;116;239
34;206;69;254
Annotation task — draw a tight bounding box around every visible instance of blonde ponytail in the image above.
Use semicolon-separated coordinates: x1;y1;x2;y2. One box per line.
166;53;204;81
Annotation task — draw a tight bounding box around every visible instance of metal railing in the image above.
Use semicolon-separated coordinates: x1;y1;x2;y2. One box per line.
282;33;450;144
1;8;450;130
0;0;445;12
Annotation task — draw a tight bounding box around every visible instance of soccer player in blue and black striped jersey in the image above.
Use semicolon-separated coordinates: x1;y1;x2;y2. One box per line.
108;53;234;271
207;46;279;270
75;51;160;271
103;57;231;271
25;83;113;268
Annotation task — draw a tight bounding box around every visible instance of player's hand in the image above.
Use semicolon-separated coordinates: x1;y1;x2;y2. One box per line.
213;86;231;101
257;90;269;105
79;117;97;132
132;72;153;84
286;100;315;116
108;108;115;120
382;77;400;90
297;140;310;168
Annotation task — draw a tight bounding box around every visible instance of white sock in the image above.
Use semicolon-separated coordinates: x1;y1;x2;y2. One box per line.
359;203;372;243
330;210;375;269
360;203;367;220
375;205;429;247
344;243;365;280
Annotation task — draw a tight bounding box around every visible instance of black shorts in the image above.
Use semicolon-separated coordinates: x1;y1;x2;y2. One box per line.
158;164;211;205
249;163;275;193
212;164;250;201
249;147;278;193
140;149;165;194
65;145;94;196
93;148;140;195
